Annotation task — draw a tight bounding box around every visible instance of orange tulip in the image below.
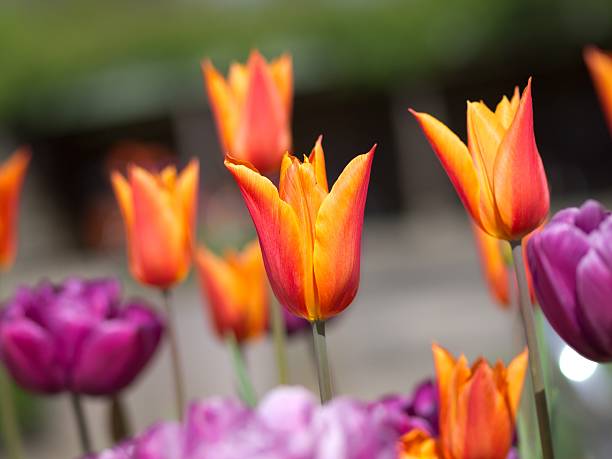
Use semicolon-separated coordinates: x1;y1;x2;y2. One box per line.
0;148;30;270
196;240;268;342
584;46;612;133
225;137;375;321
410;79;549;241
400;345;527;459
203;50;292;173
111;160;199;289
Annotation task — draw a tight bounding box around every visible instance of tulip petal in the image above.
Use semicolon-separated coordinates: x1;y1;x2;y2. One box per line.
236;51;290;172
176;160;199;243
309;135;329;192
527;223;604;360
202;60;238;153
574;199;609;234
270;53;293;114
71;321;143;395
0;319;63;393
467;101;504;188
576;249;612;357
225;157;308;318
409;110;482;229
129;166;187;288
505;349;528;418
196;246;243;339
493;79;549;239
0;148;30;268
584;46;612;132
494;88;520;129
463;364;512;459
313;147;374;319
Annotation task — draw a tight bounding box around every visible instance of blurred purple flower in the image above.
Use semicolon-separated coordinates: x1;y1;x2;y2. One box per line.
281;306;310;336
527;199;612;362
0;277;163;395
88;385;430;459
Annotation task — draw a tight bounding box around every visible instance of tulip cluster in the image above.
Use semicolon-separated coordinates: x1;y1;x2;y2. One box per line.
0;278;163;395
88;382;438;459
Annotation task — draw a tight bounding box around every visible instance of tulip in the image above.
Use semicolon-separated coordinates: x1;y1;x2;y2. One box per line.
226;136;374;402
584;46;612;133
0;148;30;270
225;136;375;321
410;79;549;241
527;199;612;362
434;344;527;459
111;161;199;289
203;50;292;173
0;278;163;395
195;240;268;343
399;345;527;459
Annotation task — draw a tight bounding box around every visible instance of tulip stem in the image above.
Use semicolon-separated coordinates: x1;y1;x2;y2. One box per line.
270;299;289;385
161;289;186;419
311;320;333;404
226;332;257;407
511;241;555;459
109;395;132;443
70;393;92;455
0;367;25;459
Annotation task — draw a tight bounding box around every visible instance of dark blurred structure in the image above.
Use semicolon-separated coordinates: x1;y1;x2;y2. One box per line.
0;0;611;248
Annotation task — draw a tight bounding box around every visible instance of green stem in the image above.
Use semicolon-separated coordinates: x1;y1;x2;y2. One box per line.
511;241;555;459
70;392;92;455
109;394;132;443
161;289;186;419
226;333;257;406
0;367;25;459
311;320;332;403
270;299;289;385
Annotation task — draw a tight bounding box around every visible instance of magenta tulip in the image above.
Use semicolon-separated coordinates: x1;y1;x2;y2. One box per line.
0;278;163;395
527;199;612;362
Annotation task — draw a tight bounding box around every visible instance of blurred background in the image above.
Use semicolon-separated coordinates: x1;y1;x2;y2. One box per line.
1;0;611;457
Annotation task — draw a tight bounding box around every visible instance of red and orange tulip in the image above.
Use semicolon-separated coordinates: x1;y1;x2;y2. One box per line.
0;148;30;270
196;240;268;343
203;50;292;173
111;161;199;289
410;79;549;241
399;344;528;459
225;137;375;321
584;46;612;133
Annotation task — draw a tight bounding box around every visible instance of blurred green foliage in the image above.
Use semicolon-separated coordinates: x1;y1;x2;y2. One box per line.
0;0;610;128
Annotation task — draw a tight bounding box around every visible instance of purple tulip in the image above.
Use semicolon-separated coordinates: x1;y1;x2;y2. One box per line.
527;199;612;362
0;277;164;395
88;386;424;459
